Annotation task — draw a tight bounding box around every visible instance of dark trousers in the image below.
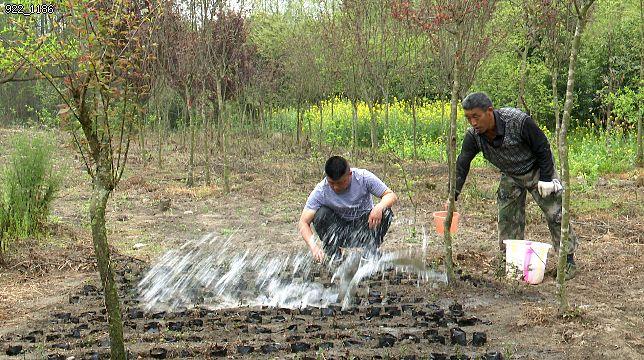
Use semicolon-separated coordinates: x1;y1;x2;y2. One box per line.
312;206;394;257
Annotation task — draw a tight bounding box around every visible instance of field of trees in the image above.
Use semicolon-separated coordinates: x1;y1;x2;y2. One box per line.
0;0;642;359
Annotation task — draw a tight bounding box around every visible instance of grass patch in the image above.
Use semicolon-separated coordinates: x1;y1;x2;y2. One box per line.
0;133;60;261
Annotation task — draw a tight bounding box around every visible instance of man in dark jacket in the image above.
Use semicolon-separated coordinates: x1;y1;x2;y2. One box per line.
454;92;578;280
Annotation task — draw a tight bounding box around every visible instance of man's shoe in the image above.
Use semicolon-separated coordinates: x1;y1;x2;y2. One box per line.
565;258;577;280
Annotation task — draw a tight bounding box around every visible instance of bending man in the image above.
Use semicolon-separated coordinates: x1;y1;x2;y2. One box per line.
454;92;579;279
298;156;398;262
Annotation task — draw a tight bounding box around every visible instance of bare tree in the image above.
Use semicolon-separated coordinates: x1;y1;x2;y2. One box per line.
557;0;596;314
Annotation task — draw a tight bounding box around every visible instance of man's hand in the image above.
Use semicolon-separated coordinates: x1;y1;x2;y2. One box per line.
310;244;326;263
537;179;563;197
368;204;384;229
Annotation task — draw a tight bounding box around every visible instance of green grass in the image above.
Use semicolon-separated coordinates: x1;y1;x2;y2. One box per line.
0;133;60;259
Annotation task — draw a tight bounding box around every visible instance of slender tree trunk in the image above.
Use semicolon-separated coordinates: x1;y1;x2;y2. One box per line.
202;82;210;186
223;129;230;193
412;96;418;161
180;105;186;151
90;173;125;359
351;98;358;159
186;86;194;187
444;41;462;285
557;0;594;314
552;67;561;143
259;101;265;136
296;105;302;145
330;97;335;152
517;37;530;114
442;96;448;162
368;98;378;154
157;105;163;169
318;101;323;149
215;81;229;193
216;81;224;151
384;89;390;130
637;0;643;167
139;110;147;165
307;104;312;144
605;33;615;144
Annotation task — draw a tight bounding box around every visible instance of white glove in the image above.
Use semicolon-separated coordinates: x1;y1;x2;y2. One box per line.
537;179;563;197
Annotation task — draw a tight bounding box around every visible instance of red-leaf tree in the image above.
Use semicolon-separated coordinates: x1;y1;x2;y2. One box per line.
392;0;497;283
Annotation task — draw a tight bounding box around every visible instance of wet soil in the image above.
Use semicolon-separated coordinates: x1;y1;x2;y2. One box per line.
1;256;501;359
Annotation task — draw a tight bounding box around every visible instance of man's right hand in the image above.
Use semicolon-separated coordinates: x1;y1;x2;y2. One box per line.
311;244;326;263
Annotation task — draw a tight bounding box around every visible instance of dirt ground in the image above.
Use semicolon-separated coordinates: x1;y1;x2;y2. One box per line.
0;128;642;359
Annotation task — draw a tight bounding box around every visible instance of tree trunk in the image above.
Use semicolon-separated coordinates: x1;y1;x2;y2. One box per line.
351;98;358;159
637;0;643;167
296;106;302;145
216;81;224;151
306;104;312;144
384;89;390;130
443;25;463;284
368;98;378;154
259;101;265;136
318;101;323;150
517;36;530;114
157;105;163;170
552;67;561;144
444;41;461;286
186;86;195;187
215;81;229;193
442;96;448;162
139;111;147;166
412;96;418;160
331;97;335;152
557;0;594;314
90;177;125;359
203;88;211;186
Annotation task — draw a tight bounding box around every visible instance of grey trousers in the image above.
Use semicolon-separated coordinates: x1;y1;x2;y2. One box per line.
312;206;394;257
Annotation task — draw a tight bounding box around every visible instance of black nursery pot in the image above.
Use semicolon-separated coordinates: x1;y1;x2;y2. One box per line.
290;341;310;353
149;347;167;359
450;327;467;346
5;345;22;356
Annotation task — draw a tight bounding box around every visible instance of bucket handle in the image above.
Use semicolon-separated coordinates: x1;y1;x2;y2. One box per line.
522;247;534;281
522;244;548;283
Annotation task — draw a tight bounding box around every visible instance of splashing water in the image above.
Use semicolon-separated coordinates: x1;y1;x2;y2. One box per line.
138;231;447;312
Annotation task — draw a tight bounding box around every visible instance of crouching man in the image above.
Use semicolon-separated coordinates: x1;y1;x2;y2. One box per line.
298;156;398;263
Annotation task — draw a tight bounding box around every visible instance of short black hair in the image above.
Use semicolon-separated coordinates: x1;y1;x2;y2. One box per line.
462;92;493;110
325;156;349;181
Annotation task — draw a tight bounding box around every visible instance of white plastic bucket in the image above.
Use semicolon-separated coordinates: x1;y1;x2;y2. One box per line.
502;240;552;284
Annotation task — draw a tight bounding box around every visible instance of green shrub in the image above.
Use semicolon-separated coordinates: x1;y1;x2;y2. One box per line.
0;133;60;259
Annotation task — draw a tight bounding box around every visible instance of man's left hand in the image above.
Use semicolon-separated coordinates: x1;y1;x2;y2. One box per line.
368;204;384;229
537;179;563;197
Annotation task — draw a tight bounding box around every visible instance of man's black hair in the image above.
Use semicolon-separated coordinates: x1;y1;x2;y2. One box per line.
325;156;349;181
462;92;493;110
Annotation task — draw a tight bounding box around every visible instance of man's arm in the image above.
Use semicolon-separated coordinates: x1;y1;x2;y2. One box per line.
298;208;325;261
368;188;397;229
376;189;397;209
522;116;555;182
454;131;480;201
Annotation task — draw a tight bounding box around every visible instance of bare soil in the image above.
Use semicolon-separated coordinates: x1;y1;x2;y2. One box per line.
0;129;642;359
